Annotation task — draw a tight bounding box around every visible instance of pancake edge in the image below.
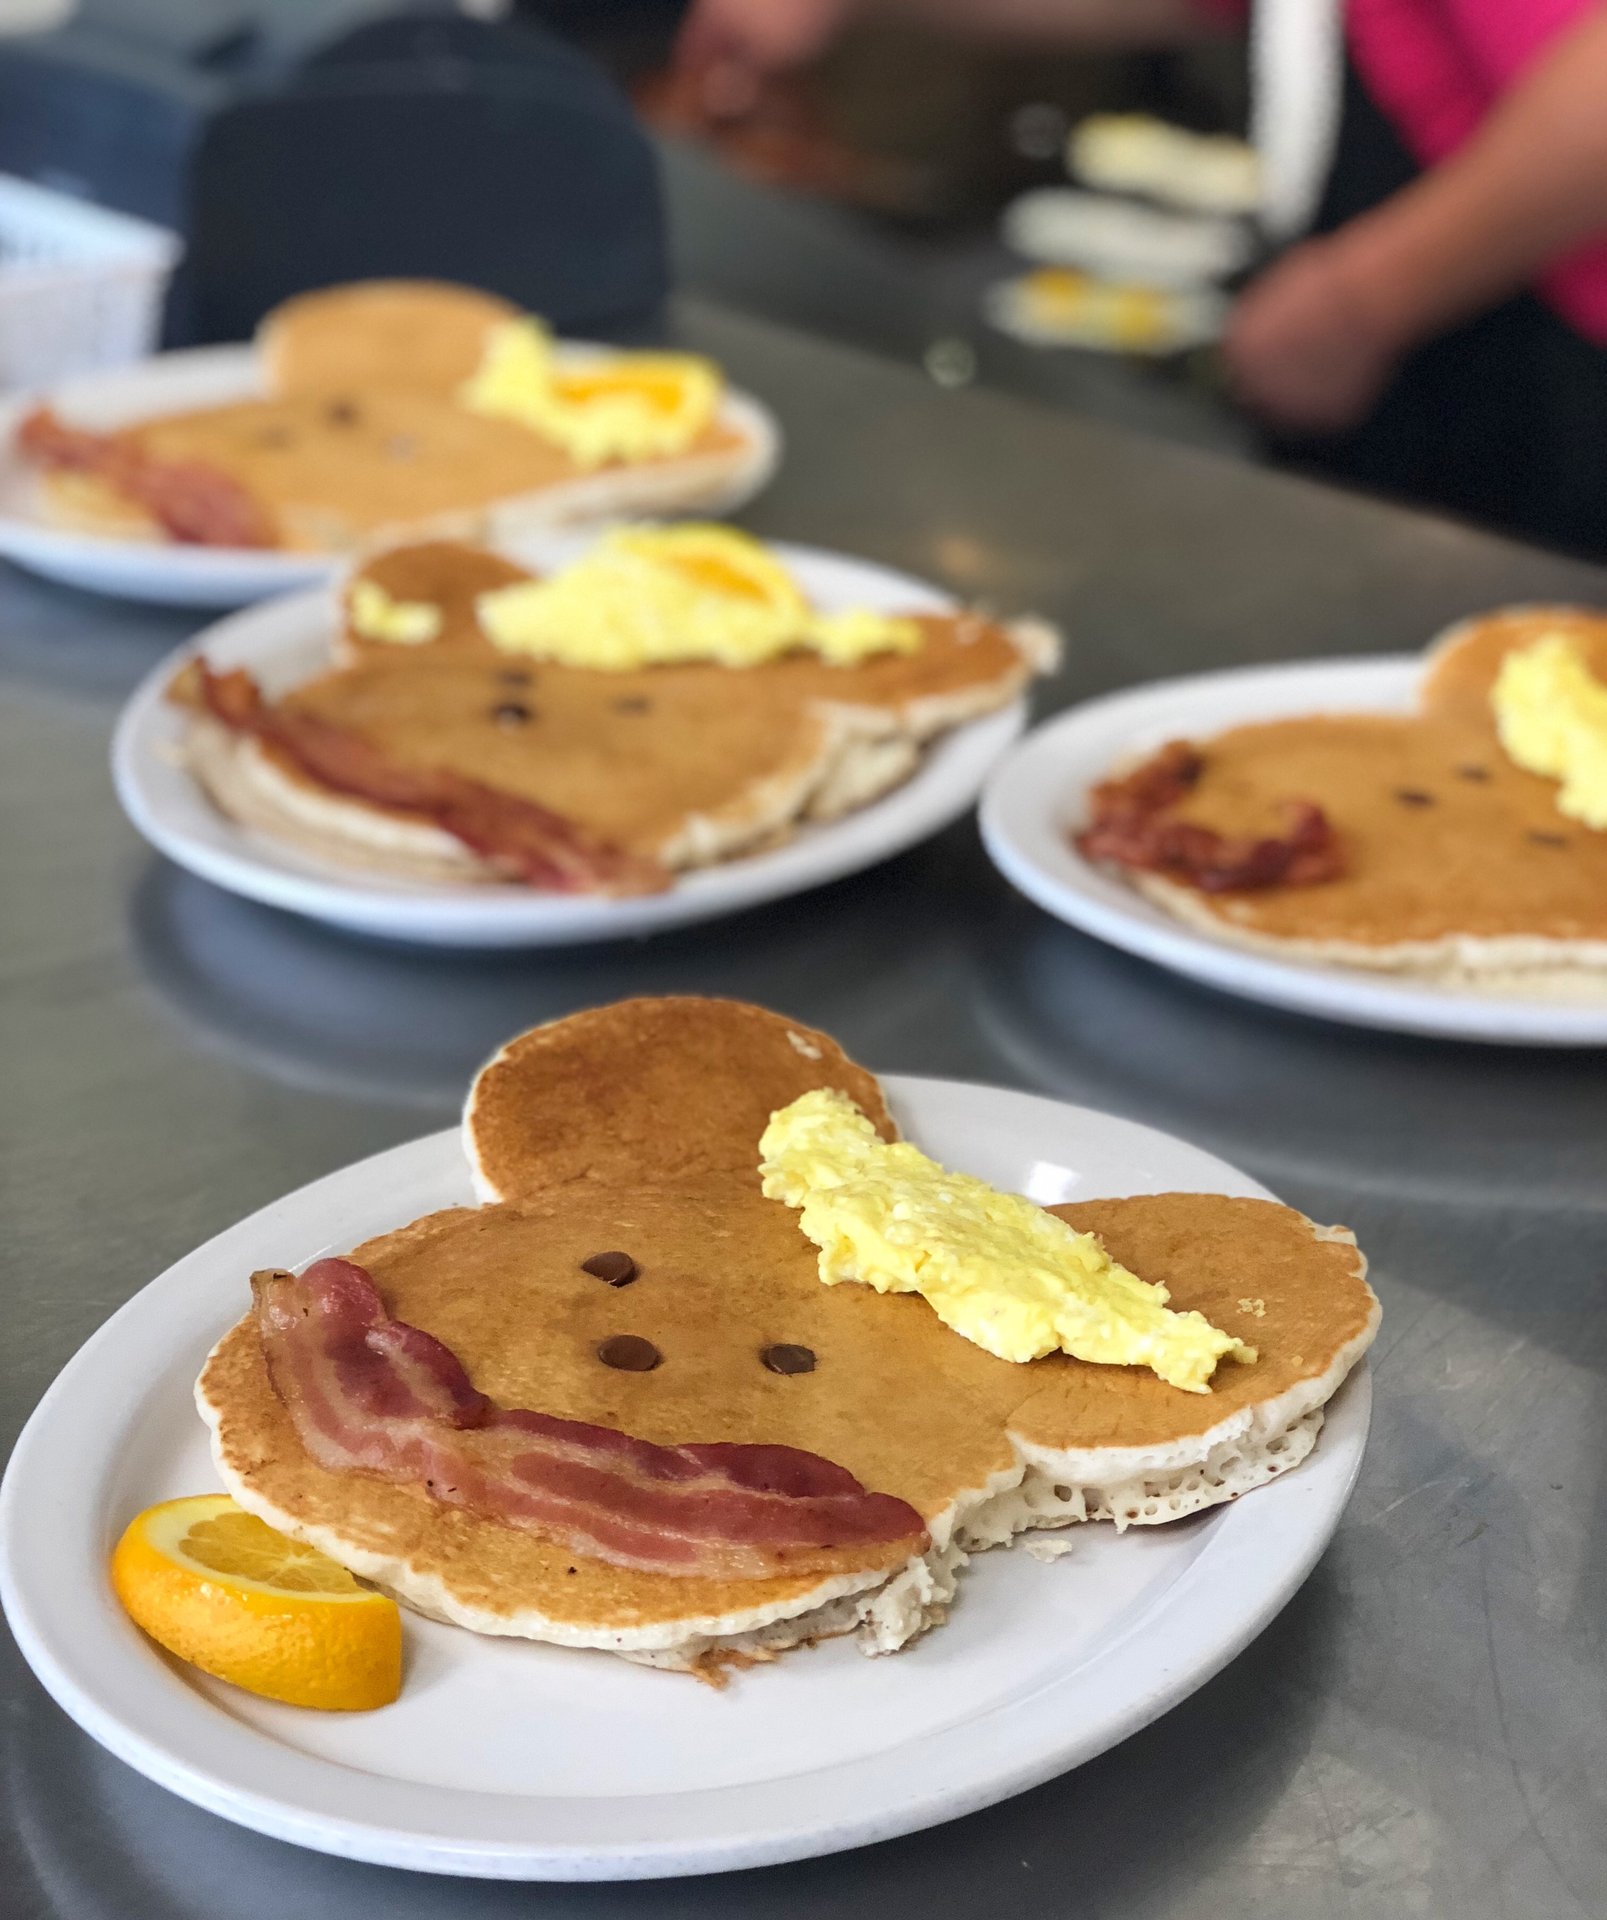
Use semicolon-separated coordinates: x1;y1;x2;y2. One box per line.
1133;871;1607;991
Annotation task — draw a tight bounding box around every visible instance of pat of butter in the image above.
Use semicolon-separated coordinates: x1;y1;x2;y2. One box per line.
760;1089;1255;1392
460;318;721;468
348;579;442;645
1492;633;1607;830
476;525;923;671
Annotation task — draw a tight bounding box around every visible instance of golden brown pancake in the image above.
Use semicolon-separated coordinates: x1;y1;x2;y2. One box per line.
69;390;751;554
257;280;520;398
29;280;769;553
198;998;1378;1672
1114;608;1607;981
181;539;1055;880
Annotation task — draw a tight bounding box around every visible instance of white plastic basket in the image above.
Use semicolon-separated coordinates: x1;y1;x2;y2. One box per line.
0;173;181;392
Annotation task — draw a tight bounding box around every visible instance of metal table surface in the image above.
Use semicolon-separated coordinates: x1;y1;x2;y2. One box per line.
2;302;1603;1920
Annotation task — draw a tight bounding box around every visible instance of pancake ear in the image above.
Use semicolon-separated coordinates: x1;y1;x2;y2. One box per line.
463;996;897;1202
339;541;534;661
1419;604;1607;724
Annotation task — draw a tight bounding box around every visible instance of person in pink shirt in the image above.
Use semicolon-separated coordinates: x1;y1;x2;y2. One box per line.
673;0;1607;556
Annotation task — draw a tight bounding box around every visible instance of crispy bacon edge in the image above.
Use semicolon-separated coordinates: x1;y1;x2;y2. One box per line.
168;656;670;896
16;405;278;549
252;1259;930;1582
1075;740;1344;892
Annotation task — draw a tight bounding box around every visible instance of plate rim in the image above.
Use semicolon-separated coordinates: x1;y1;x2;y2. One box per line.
0;1075;1371;1880
0;343;783;606
979;654;1607;1046
109;542;1026;947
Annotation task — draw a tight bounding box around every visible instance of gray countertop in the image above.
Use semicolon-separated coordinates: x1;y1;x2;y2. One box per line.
2;301;1604;1920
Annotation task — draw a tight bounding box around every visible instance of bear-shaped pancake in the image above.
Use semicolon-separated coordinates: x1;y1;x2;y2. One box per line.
199;998;1377;1675
174;540;1055;889
1088;608;1607;977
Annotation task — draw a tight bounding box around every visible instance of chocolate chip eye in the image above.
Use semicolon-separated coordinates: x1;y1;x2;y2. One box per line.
1528;829;1568;848
325;399;360;426
581;1251;638;1287
491;702;535;727
498;667;533;687
614;695;652;715
597;1335;659;1372
1393;788;1434;808
1456;765;1491;782
761;1344;816;1375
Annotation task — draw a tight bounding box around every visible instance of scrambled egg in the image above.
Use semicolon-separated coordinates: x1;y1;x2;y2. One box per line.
1492;633;1607;830
347;579;442;645
476;524;924;671
459;318;721;468
759;1090;1255;1393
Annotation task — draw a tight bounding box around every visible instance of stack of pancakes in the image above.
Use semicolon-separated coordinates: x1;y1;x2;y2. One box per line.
198;997;1379;1680
26;281;769;553
177;539;1058;887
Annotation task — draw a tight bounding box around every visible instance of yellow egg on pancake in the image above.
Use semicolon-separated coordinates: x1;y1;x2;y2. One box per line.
1490;632;1607;831
474;525;923;671
759;1087;1253;1388
461;317;722;467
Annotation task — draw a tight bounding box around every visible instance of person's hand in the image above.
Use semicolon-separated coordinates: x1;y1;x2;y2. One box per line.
1224;236;1410;435
675;0;858;114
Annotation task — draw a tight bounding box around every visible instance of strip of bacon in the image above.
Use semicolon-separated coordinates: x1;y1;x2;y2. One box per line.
253;1260;930;1581
17;406;277;549
1076;739;1343;892
169;657;670;896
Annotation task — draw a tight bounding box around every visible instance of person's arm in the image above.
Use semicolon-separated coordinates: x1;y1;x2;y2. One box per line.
1228;5;1607;431
676;0;1218;81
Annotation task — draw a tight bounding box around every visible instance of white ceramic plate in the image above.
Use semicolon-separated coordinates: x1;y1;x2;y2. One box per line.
980;657;1607;1045
0;345;781;607
1000;188;1252;289
0;1075;1371;1881
111;540;1025;947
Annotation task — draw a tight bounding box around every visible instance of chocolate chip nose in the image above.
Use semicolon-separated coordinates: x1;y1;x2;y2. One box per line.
761;1344;816;1375
597;1335;660;1372
581;1251;638;1287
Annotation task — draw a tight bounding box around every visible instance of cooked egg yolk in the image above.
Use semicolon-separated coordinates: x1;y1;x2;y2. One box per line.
1021;270;1172;349
759;1089;1255;1392
475;524;923;670
459;318;721;468
347;579;442;645
1492;633;1607;830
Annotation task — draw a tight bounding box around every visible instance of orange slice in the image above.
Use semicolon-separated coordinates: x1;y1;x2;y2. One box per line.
111;1494;401;1711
